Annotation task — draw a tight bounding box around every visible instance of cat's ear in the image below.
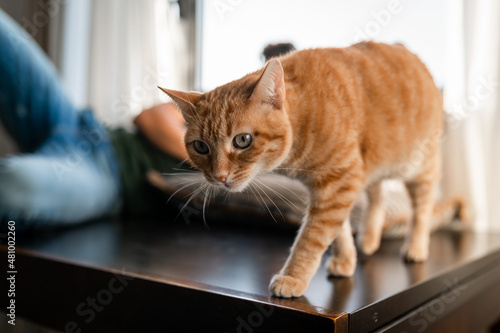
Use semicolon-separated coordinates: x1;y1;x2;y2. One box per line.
250;58;285;110
158;87;202;120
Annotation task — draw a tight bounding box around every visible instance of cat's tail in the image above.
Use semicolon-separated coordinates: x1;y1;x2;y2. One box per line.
429;196;470;231
382;196;470;238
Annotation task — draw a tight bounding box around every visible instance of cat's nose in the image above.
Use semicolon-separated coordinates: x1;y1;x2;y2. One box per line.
214;174;228;184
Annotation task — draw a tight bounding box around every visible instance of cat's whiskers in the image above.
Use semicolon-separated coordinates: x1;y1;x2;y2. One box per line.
223;190;230;202
202;184;214;229
260;178;308;206
247;182;265;212
163;171;198;176
249;182;279;223
166;180;202;205
175;182;209;223
170;168;199;173
253;180;286;222
254;179;304;212
174;158;192;170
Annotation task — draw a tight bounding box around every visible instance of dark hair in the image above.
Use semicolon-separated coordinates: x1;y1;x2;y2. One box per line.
262;43;296;62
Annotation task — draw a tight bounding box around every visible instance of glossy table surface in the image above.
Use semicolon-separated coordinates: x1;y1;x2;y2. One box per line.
3;217;500;332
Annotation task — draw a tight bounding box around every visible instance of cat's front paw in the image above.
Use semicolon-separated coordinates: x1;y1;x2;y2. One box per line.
269;274;306;298
328;255;356;277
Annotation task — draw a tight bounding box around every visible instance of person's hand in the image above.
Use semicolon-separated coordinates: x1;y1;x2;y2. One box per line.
133;103;189;161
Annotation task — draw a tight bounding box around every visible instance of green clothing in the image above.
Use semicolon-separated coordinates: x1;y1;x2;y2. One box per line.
110;128;187;217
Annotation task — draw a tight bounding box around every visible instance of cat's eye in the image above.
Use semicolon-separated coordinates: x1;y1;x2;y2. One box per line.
193;140;209;154
233;134;253;149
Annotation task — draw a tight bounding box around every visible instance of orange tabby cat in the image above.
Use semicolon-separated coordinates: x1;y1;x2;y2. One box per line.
159;41;443;298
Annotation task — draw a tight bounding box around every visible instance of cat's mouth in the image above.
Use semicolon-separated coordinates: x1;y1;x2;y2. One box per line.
217;181;247;192
224;180;250;192
207;177;250;193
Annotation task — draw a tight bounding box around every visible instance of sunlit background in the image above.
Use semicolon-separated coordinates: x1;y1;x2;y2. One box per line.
201;0;445;91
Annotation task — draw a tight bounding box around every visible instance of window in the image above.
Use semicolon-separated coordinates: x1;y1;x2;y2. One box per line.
200;0;445;91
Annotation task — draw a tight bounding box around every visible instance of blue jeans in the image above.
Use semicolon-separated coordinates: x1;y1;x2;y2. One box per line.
0;9;121;231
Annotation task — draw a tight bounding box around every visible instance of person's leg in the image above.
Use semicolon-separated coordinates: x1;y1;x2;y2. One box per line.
0;144;121;231
0;106;123;231
0;9;123;229
0;8;78;152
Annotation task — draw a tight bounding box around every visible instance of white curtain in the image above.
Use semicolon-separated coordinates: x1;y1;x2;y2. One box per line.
87;0;183;130
442;0;500;232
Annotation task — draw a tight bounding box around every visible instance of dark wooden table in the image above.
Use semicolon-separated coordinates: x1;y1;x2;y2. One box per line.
1;218;500;332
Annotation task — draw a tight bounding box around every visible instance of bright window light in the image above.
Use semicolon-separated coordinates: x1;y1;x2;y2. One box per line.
201;0;445;91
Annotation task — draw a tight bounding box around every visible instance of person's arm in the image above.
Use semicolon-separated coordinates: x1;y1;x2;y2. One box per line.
133;103;189;161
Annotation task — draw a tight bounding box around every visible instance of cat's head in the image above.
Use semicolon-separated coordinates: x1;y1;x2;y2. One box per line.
159;59;292;192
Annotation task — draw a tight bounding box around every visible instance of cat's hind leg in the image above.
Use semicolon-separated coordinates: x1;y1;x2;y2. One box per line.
357;181;385;255
328;218;357;277
403;153;440;262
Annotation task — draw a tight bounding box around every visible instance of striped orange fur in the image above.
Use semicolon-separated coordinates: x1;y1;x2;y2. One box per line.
160;41;443;298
